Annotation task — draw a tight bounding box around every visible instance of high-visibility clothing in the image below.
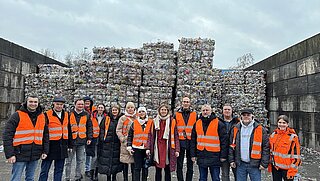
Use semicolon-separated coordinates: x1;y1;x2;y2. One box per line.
122;118;132;136
170;119;176;149
91;117;100;138
195;118;220;152
269;128;301;178
70;112;87;139
103;116;111;140
132;119;153;147
46;109;68;140
231;125;263;159
176;112;197;140
13;111;46;146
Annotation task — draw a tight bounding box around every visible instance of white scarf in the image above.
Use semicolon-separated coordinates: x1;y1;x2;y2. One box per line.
153;114;171;164
138;115;148;125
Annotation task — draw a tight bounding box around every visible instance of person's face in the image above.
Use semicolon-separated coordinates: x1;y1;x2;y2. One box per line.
277;119;289;130
138;110;146;119
84;100;91;108
182;97;191;109
201;106;212;117
159;107;168;117
97;105;105;114
241;113;253;123
27;97;39;111
223;106;232;117
75;100;84;112
111;107;119;117
53;102;64;112
127;106;135;114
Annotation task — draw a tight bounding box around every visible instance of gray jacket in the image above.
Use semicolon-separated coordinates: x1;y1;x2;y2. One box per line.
228;121;270;168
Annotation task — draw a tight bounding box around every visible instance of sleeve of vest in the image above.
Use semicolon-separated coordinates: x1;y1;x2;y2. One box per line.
86;114;93;140
218;120;228;159
190;124;197;158
260;127;270;168
42;119;50;154
228;126;236;163
127;124;134;147
2;113;19;159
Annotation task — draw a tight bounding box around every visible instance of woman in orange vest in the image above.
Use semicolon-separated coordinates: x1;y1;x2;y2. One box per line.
116;102;136;181
146;104;180;181
269;115;301;181
97;103;124;181
127;107;153;181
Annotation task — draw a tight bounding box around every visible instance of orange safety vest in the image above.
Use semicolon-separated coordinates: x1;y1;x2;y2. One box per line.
91;117;100;138
122;117;133;136
269;128;301;175
103;116;111;140
231;125;263;159
46;109;68;140
175;112;197;140
13;111;46;146
170;119;176;149
70;112;87;139
196;118;220;152
132;119;153;147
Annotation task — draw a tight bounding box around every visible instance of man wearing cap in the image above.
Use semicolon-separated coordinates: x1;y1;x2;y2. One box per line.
3;95;49;181
229;109;269;181
39;96;69;181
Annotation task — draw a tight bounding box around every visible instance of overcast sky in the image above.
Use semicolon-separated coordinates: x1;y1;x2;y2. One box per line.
1;0;319;68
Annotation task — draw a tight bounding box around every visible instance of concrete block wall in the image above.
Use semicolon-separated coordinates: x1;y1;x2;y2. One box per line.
247;33;320;150
0;38;66;138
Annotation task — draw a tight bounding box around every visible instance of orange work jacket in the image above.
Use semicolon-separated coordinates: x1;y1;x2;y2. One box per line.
46;109;68;140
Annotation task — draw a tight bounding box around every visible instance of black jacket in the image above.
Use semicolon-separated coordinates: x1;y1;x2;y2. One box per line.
190;113;228;167
3;104;49;162
68;110;93;147
44;109;69;160
97;113;124;175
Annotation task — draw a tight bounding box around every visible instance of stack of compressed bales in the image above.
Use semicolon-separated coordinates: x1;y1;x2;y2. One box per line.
175;37;221;112
139;42;177;117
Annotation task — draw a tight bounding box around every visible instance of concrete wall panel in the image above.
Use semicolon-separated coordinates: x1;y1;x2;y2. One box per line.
299;94;320;112
280;61;297;80
280;95;298;112
0;55;21;74
0;70;10;87
308;73;320;94
287;77;307;95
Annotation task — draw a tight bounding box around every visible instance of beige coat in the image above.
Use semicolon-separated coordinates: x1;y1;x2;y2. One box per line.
116;115;135;164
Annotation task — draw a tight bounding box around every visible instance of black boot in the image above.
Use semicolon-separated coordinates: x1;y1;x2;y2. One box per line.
123;164;129;181
93;167;99;181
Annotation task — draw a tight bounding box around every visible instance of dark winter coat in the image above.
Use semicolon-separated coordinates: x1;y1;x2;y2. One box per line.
228;121;270;168
2;104;49;162
190;113;228;167
44;109;69;160
97;113;124;175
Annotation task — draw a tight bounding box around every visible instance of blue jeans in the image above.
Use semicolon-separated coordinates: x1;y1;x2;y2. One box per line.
236;162;261;181
39;159;65;181
11;160;38;181
85;156;92;172
198;165;220;181
65;145;85;180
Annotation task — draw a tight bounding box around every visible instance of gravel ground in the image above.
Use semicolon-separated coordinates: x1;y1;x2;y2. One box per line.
0;147;318;180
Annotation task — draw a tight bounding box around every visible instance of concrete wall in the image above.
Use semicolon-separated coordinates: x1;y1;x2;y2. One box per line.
246;33;320;150
0;38;66;136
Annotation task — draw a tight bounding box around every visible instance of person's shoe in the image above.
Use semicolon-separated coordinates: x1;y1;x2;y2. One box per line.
85;171;91;178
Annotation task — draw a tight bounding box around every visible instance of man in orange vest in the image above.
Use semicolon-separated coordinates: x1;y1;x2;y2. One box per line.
39;96;69;181
3;95;49;181
229;109;269;181
65;99;93;181
174;96;197;181
190;104;228;181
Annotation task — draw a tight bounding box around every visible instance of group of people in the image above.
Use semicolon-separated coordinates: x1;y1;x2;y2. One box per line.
2;95;301;181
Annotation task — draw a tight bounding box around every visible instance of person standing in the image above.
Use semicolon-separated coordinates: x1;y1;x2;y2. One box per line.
146;104;180;181
229;109;269;181
190;104;228;181
127;107;153;181
175;97;197;181
3;95;49;181
219;104;239;181
64;99;93;181
269;115;301;181
116;102;136;181
39;97;69;181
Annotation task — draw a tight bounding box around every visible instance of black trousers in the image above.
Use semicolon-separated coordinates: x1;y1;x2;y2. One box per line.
133;149;148;181
176;147;193;181
155;165;171;181
106;173;117;181
123;163;135;181
272;165;293;181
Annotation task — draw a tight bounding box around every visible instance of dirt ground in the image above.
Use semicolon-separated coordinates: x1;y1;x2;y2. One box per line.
0;147;318;181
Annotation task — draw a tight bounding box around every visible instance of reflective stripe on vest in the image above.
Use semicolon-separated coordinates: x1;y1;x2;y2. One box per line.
122;118;133;136
92;117;100;138
176;112;197;140
231;125;263;159
70;112;87;139
171;119;176;149
132;119;153;147
47;109;68;140
196;118;220;152
13;111;46;146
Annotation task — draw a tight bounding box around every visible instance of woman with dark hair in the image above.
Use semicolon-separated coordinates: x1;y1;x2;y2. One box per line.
97;104;124;181
269;115;301;181
146;104;180;181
